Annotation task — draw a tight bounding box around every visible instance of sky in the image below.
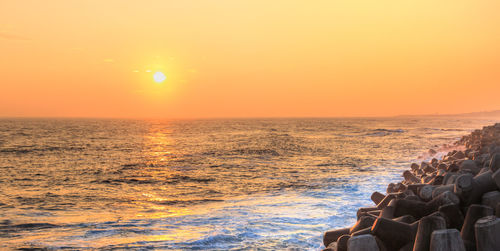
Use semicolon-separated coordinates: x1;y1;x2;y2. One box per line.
1;0;500;118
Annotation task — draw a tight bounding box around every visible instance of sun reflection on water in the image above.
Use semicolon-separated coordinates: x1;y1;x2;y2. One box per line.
143;126;174;162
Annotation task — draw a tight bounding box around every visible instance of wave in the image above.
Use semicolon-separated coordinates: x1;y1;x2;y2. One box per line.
364;128;405;137
231;148;280;156
186;233;243;248
0;146;85;154
441;128;465;131
0;222;59;231
316;162;357;167
96;178;158;185
168;175;216;183
373;128;405;133
337;128;405;137
121;163;141;168
94;175;216;185
152;198;224;206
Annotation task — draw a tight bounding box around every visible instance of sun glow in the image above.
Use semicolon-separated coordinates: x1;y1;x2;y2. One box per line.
153;71;166;83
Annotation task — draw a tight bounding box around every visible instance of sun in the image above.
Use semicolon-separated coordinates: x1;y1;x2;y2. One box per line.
153;71;166;83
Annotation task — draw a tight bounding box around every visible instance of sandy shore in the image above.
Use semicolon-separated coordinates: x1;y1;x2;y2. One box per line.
323;123;500;251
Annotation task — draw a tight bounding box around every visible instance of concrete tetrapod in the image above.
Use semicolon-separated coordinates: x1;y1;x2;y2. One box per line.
437;203;465;230
356;207;378;220
461;204;493;250
371;191;385;205
489;153;500;172
432;184;454;199
336;234;350;251
474;215;500;251
391;191;459;219
371;217;418;250
496;202;500;218
323;227;350;247
349;215;376;234
376;194;396;210
455;171;498;207
346;234;379;251
430;229;466;251
418;185;436;201
481;191;500;213
413;215;446;251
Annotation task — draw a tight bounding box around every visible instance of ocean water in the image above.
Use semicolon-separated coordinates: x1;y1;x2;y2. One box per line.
0;117;498;250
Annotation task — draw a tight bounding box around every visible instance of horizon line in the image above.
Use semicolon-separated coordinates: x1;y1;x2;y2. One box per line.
2;110;500;121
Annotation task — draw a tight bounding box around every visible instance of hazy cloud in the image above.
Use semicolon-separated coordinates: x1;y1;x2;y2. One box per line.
0;32;31;41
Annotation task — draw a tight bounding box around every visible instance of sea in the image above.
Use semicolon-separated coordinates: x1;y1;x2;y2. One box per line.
0;117;498;250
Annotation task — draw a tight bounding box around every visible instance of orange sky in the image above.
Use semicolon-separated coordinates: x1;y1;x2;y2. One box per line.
1;0;500;118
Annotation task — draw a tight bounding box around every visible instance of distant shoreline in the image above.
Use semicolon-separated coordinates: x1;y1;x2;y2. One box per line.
1;109;500;121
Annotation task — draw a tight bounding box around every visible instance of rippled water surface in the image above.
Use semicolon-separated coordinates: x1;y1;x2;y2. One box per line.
0;117;498;250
